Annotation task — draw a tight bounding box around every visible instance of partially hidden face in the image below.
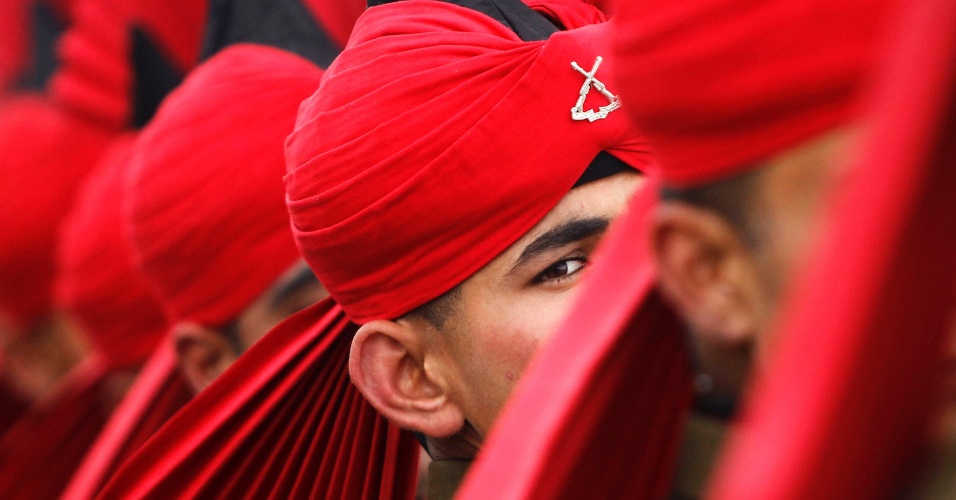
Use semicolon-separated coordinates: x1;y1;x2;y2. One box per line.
652;128;857;400
173;261;329;394
357;170;644;450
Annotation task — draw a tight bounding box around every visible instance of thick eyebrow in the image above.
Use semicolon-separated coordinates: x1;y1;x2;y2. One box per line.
268;266;321;308
510;216;610;272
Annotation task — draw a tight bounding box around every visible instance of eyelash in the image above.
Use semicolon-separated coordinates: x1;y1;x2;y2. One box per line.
534;254;589;285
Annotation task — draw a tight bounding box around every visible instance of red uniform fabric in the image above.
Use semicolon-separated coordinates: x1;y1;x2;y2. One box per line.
0;355;114;499
55;135;168;370
611;0;899;187
457;181;694;499
99;300;420;499
0;95;113;330
49;0;207;129
62;342;191;499
285;0;656;322
708;1;956;498
302;0;366;49
126;45;313;329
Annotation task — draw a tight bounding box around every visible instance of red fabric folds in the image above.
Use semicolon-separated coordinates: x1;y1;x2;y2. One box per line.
0;95;113;330
708;1;956;498
49;0;207;129
98;299;421;499
55;135;168;370
302;0;366;49
0;355;115;499
610;0;899;186
286;0;655;323
62;341;192;499
457;180;694;499
0;0;32;91
127;44;319;328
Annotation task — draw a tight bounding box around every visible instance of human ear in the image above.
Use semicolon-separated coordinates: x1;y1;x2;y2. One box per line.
349;319;465;438
651;202;763;346
172;323;239;394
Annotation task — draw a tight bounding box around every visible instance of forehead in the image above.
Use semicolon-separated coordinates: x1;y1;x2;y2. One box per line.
477;172;642;276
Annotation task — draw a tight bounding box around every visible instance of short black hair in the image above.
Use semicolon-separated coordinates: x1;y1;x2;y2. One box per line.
660;169;764;249
400;285;463;330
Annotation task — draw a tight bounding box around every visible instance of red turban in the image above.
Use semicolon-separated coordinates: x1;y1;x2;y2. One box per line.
457;181;694;499
611;0;900;186
127;45;317;328
55;135;168;370
286;0;656;323
709;1;956;498
0;95;113;330
50;0;207;129
100;43;420;500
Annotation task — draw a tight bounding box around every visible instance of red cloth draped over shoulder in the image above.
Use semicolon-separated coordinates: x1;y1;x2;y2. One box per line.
55;135;168;371
0;355;115;499
62;342;191;499
49;0;207;129
0;95;113;331
457;180;694;500
708;1;956;498
98;300;420;499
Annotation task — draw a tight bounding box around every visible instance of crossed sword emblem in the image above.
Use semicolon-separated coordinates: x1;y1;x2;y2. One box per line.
570;56;621;122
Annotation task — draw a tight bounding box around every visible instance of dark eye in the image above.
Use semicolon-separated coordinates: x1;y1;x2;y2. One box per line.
537;257;587;283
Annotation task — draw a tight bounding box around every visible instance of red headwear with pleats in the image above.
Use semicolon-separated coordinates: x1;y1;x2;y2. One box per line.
99;42;421;500
126;46;310;329
0;95;113;331
55;135;167;370
611;0;899;187
286;0;656;323
709;0;956;498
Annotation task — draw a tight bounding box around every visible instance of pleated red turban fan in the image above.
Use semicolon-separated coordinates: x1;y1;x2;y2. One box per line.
611;0;900;187
99;45;419;499
55;135;168;371
457;182;694;500
708;1;956;498
285;0;656;323
0;95;113;331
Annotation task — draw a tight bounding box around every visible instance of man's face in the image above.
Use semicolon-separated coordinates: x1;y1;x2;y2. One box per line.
411;172;642;437
174;261;328;393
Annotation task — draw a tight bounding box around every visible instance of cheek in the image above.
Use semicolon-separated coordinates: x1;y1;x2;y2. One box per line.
468;290;578;377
